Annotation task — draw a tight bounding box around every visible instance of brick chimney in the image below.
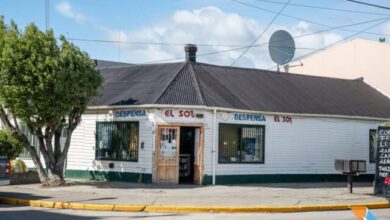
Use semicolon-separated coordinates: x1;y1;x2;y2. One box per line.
184;44;197;62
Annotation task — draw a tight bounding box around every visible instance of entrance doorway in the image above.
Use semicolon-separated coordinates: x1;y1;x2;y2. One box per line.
155;125;203;185
179;127;195;184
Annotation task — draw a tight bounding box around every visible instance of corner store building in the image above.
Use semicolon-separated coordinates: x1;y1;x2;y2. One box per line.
22;46;390;185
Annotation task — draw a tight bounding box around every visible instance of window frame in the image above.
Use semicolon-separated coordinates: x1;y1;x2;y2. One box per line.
218;123;265;164
369;129;377;164
95;121;139;162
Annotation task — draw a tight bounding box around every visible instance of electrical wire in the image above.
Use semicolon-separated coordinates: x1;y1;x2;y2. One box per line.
255;0;390;16
254;16;389;48
70;37;318;50
232;0;390;37
346;0;390;11
68;16;388;51
230;0;292;66
133;16;389;64
68;38;248;47
267;17;390;70
138;16;390;64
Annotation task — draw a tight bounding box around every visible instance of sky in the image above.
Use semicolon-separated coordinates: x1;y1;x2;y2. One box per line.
1;0;390;69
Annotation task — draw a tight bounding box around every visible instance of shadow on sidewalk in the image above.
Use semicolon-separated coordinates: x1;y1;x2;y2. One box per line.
0;191;50;200
0;204;98;220
0;204;187;219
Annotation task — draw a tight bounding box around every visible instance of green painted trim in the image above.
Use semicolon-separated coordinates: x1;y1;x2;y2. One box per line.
65;169;152;183
202;174;375;185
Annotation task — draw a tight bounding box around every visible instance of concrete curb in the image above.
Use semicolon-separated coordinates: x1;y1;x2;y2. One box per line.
0;197;389;213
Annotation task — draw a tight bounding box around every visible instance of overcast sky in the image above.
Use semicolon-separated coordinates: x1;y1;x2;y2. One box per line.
1;0;390;69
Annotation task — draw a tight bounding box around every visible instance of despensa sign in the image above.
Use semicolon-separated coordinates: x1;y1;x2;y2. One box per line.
115;110;146;118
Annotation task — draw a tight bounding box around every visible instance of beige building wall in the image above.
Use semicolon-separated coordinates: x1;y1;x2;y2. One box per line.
282;39;390;97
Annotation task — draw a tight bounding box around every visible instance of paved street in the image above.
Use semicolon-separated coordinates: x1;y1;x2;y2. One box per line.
0;204;389;220
0;181;386;206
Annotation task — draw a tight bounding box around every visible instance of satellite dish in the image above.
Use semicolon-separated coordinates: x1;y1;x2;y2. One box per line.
268;30;295;68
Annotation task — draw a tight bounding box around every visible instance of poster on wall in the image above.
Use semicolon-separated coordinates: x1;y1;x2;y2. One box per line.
374;126;390;196
160;140;177;157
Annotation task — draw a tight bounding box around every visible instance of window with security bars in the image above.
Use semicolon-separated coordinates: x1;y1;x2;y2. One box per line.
218;124;265;163
96;121;139;161
19;124;40;158
369;129;377;163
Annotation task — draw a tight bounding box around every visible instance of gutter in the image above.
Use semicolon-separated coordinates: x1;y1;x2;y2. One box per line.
87;104;390;122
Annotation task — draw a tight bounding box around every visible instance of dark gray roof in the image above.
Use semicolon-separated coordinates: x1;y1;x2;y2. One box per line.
92;62;390;119
94;59;133;69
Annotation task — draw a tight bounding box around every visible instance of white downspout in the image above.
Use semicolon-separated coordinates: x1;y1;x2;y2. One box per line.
212;108;217;185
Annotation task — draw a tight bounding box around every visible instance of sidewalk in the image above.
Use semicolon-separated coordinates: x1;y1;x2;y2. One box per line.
0;181;389;212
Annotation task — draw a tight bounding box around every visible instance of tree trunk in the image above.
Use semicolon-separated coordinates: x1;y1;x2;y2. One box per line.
27;145;49;184
0;106;77;187
45;161;65;186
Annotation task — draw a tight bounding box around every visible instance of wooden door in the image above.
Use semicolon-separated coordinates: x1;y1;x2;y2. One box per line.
193;127;204;185
157;126;180;184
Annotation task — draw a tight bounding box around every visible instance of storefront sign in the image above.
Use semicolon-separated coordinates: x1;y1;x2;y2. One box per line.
115;109;146;118
234;113;266;122
274;115;292;123
164;109;196;118
374;126;390;197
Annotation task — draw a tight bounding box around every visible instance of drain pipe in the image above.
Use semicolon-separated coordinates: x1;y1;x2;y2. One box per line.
212;108;217;185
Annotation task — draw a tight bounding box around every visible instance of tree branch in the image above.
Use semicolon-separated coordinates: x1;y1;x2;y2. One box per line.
11;110;20;132
0;106;15;131
36;128;53;170
54;129;61;161
0;106;48;181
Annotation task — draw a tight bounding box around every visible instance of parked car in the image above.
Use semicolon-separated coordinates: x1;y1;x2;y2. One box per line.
0;157;10;185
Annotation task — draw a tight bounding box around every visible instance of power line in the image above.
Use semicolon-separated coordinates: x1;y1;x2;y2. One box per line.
67;2;390;49
233;0;390;37
255;0;390;16
346;0;390;11
230;0;291;66
134;16;390;64
68;38;246;47
144;17;390;66
68;37;317;50
254;16;389;47
68;16;388;50
268;17;390;70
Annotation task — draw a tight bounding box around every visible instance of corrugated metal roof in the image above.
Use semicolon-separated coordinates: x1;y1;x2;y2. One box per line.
94;59;133;69
156;63;204;105
93;62;186;106
92;61;390;119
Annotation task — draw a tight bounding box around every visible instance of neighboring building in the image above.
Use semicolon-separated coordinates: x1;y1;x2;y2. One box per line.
282;38;390;97
9;45;390;185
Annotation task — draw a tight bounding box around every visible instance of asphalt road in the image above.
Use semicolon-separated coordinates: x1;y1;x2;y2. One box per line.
0;205;389;220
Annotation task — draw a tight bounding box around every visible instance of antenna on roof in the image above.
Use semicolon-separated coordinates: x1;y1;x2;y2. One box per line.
268;30;295;72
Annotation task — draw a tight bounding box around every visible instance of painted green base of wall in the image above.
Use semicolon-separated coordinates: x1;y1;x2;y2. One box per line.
202;174;375;185
65;170;152;184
